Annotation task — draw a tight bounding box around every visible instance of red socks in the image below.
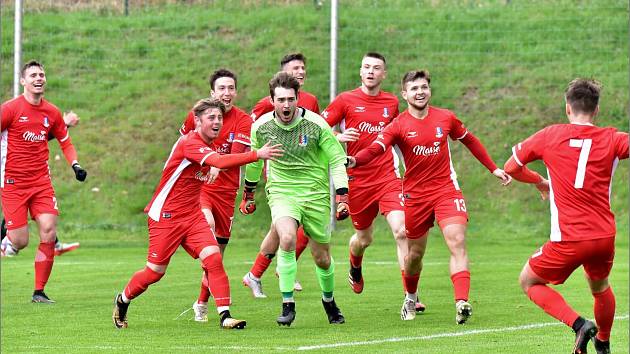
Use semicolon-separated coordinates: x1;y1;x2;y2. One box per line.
250;252;273;279
124;266;164;300
349;252;363;268
202;253;230;307
451;270;470;301
34;241;55;290
295;226;309;259
402;271;420;294
527;284;579;327
197;271;211;303
593;287;615;341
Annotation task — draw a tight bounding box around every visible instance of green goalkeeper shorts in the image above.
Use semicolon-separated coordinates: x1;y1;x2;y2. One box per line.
268;194;332;244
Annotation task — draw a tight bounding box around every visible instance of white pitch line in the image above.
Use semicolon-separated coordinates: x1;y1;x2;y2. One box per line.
296;315;630;351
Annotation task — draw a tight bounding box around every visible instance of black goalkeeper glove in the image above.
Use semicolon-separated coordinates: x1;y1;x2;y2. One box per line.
72;163;87;182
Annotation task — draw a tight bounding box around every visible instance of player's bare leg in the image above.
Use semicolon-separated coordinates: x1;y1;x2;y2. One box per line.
1;225;29;257
275;217;298;326
441;222;472;324
402;234;428;320
348;226;373;293
311;240;344;324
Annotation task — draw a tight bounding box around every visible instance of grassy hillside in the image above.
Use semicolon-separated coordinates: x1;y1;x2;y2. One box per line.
0;0;627;241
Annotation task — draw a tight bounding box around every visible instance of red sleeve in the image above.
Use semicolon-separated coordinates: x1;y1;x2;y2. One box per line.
203;150;258;169
512;128;546;167
179;111;195;135
504;157;544;184
312;98;320;115
614;132;629;159
51;109;78;165
448;113;468;140
355;120;399;166
322;95;347;127
251;97;272;121
231;113;253;154
459;132;498;172
1;102;14;131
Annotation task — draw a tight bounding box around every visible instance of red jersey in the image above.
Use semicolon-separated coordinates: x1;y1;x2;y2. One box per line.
179;106;252;191
513;123;629;242
1;95;70;188
144;131;257;222
323;88;400;187
250;90;320;121
369;107;470;198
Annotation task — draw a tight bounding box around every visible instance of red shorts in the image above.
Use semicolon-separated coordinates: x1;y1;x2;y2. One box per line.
199;188;237;239
147;213;218;265
404;190;468;239
528;237;615;285
1;183;59;230
349;179;404;230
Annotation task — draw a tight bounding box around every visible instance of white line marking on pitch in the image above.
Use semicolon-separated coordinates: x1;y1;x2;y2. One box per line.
296;315;630;351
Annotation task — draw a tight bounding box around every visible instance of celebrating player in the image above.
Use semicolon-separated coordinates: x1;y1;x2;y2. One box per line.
504;78;628;354
112;98;282;330
1;110;82;257
322;52;423;310
243;53;320;297
0;60;88;303
347;69;511;323
240;72;349;327
179;69;253;322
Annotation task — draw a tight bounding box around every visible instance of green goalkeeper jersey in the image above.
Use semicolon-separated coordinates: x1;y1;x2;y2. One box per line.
245;108;348;200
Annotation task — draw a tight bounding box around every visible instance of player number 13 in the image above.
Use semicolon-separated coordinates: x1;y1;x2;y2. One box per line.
569;138;592;189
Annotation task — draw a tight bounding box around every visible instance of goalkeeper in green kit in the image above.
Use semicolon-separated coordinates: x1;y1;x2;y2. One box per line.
240;71;350;327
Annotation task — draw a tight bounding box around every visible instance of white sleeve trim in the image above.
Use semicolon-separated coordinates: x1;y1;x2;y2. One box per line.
233;139;251;146
59;133;70;142
511;146;524;166
455;130;469;140
376;141;386;151
200;151;216;166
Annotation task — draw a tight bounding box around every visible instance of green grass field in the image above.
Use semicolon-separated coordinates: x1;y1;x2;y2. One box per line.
1;0;628;352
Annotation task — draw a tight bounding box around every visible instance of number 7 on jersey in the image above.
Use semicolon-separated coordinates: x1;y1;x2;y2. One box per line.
569;138;592;189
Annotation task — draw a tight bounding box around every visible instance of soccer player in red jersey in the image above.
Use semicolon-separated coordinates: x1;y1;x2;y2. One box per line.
179;69;254;321
322;52;416;305
0;60;87;303
348;69;511;323
1;110;81;257
112;98;282;330
504;78;628;354
243;53;319;297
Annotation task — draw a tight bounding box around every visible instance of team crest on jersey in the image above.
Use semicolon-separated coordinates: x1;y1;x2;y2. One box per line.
435;127;443;138
228;132;235;142
43;117;49;127
298;134;308;147
383;108;389;118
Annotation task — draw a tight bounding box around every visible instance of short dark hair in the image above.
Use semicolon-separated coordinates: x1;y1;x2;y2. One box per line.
208;68;237;91
280;53;306;69
363;52;387;67
193;97;226;117
269;71;300;99
565;78;601;114
401;70;431;90
21;60;44;78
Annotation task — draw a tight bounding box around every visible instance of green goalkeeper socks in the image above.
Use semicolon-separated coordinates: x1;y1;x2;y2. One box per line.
316;257;335;295
277;249;297;295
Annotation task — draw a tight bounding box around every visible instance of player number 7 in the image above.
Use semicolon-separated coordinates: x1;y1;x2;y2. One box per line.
569;138;592;189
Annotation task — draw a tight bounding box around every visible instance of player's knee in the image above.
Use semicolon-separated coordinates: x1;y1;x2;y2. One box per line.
313;253;331;269
8;234;28;249
393;227;406;242
38;226;57;243
354;232;373;249
199;245;221;259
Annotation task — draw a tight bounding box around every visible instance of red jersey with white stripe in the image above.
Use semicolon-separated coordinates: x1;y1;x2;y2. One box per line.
1;95;70;188
512;123;628;242
179;106;252;191
144;132;220;221
250;90;320;121
323;88;400;187
373;107;468;198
